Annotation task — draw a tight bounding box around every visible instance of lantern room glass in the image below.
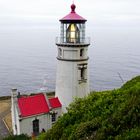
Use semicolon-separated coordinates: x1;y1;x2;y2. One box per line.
60;23;85;44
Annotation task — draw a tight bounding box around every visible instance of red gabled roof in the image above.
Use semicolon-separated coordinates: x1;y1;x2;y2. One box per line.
60;4;86;22
18;94;62;118
18;94;49;117
49;97;62;109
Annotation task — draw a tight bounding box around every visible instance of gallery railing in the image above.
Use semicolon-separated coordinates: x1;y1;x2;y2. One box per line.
55;37;90;45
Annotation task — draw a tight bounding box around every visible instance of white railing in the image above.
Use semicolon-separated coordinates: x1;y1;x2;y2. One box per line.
55;37;90;45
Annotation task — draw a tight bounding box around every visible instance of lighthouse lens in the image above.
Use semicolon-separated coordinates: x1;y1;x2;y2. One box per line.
70;24;76;41
65;23;80;43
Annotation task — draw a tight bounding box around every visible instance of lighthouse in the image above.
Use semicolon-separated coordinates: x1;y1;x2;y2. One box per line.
55;3;90;112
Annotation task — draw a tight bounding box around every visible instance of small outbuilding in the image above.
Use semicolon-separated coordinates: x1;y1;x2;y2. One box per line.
11;88;62;136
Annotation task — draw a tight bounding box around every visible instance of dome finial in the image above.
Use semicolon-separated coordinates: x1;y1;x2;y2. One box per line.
71;3;76;13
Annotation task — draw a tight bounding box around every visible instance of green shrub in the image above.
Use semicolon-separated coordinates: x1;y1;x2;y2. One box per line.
37;76;140;140
3;134;30;140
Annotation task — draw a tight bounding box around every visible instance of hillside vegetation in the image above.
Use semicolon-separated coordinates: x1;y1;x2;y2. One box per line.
37;76;140;140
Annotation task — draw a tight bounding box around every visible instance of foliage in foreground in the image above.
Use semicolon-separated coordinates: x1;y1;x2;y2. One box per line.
3;134;30;140
38;76;140;140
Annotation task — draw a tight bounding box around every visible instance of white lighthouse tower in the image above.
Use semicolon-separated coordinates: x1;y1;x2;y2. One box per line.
55;3;90;112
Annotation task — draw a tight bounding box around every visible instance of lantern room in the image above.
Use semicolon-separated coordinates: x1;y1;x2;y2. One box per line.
58;4;87;44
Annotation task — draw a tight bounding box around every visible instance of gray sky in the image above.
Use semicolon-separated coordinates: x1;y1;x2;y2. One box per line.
0;0;140;28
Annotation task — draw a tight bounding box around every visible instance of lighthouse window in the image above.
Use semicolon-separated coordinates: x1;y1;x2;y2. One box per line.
81;68;85;79
80;49;84;57
78;63;87;82
58;48;62;57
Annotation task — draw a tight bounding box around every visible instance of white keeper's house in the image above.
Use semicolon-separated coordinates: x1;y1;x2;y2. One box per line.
11;88;62;136
11;3;90;136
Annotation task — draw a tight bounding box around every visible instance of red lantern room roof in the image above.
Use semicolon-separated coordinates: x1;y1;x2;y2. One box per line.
60;4;87;23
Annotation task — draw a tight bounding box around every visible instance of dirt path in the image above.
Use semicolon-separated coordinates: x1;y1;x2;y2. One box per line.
0;119;10;140
0;100;11;139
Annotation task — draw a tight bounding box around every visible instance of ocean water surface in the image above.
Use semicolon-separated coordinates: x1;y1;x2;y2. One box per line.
0;25;140;96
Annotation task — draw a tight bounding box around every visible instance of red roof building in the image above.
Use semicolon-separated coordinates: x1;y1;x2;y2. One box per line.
18;93;61;117
11;89;62;136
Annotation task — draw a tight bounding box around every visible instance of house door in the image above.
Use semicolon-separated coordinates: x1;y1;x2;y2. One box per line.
33;119;39;135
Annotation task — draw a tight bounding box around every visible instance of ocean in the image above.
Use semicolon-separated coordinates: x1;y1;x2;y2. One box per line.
0;25;140;96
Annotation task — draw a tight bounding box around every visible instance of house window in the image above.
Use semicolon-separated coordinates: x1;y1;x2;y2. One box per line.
80;49;84;57
33;119;39;135
52;113;56;122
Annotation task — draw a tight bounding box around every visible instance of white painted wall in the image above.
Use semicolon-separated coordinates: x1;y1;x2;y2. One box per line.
15;107;20;135
58;47;88;60
13;107;62;136
56;46;90;112
11;89;18;135
19;114;51;136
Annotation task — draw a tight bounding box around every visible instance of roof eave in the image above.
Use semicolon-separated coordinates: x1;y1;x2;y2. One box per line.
20;111;50;119
59;19;87;23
